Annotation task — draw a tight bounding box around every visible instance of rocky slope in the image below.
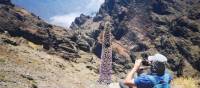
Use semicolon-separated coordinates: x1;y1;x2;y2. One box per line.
0;0;200;87
0;0;82;59
0;33;112;88
71;0;200;78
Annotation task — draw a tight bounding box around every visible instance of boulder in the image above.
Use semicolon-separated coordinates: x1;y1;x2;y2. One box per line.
131;43;149;52
77;39;90;52
152;0;172;15
112;51;127;65
70;14;91;29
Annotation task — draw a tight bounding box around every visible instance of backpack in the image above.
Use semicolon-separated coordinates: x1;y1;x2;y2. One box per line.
147;74;170;88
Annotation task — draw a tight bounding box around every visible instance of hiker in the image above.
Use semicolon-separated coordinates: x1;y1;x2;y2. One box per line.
123;53;172;88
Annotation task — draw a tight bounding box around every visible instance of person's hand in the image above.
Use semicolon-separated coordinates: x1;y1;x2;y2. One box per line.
133;59;142;71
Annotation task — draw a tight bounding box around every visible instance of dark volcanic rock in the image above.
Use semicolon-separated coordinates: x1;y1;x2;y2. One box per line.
131;43;149;52
0;0;12;5
70;14;91;29
0;5;79;59
70;33;93;52
77;39;90;52
113;51;127;65
152;0;172;15
71;0;200;77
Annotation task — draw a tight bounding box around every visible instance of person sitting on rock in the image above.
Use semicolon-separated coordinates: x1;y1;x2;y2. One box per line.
123;53;173;88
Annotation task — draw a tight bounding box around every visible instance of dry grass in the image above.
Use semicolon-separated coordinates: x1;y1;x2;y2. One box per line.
28;41;42;50
0;74;5;82
0;59;5;63
14;7;31;16
172;77;199;88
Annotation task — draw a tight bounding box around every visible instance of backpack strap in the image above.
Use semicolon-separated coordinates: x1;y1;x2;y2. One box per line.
163;74;170;83
147;74;170;86
147;75;158;85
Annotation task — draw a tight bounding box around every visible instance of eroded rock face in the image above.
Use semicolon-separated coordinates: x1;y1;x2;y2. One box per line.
0;5;79;59
70;14;91;30
71;0;200;77
0;0;11;5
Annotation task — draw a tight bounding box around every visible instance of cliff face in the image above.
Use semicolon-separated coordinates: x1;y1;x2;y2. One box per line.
71;0;200;77
0;2;81;59
0;0;12;5
0;2;106;88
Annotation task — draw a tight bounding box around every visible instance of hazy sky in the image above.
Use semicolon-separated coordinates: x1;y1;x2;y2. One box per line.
11;0;104;28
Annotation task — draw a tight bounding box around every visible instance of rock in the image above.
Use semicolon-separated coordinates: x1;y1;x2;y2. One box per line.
191;36;200;46
150;13;170;25
71;33;94;52
112;51;127;65
130;51;136;63
131;43;149;52
77;39;90;52
124;63;133;69
0;6;80;59
0;37;18;46
31;84;38;88
169;16;200;47
166;39;200;72
0;0;12;5
188;8;200;20
93;14;104;22
58;44;77;53
70;14;91;29
112;26;128;40
86;65;98;72
93;42;102;58
21;74;34;80
152;0;172;15
75;14;90;25
112;63;124;73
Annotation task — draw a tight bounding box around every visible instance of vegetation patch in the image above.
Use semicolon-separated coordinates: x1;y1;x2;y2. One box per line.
172;77;199;88
0;73;6;82
0;58;6;63
28;41;42;50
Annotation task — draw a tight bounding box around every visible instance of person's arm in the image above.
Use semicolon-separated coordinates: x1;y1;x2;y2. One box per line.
124;59;142;87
